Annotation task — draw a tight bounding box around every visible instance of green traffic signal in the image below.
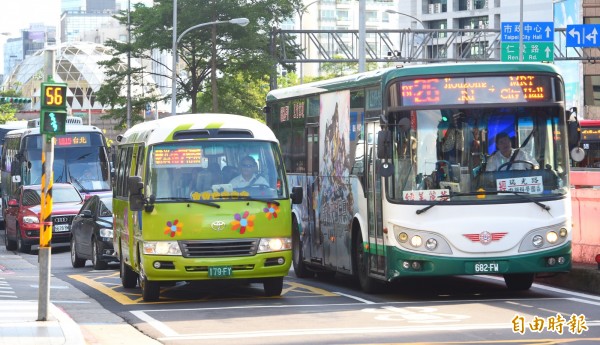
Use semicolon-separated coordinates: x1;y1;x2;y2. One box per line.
41;111;67;135
0;97;32;104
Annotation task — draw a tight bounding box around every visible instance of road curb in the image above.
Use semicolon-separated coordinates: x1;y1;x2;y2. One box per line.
534;264;600;295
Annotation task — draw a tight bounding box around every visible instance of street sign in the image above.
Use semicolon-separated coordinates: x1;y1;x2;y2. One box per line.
501;22;554;42
566;24;600;47
501;42;554;62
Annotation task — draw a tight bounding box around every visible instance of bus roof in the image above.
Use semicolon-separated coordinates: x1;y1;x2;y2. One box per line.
4;124;104;138
266;62;562;101
580;119;600;127
119;114;277;146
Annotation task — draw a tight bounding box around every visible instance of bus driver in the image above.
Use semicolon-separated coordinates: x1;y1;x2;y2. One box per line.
229;156;268;188
486;132;539;171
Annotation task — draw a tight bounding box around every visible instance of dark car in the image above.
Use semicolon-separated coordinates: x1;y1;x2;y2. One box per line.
70;194;116;269
4;183;84;253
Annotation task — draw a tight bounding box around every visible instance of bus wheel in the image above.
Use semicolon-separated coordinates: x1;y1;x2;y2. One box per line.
503;273;534;291
139;262;160;302
70;238;86;268
120;251;138;289
263;277;284;297
292;219;313;278
4;228;17;251
353;231;382;294
16;226;30;254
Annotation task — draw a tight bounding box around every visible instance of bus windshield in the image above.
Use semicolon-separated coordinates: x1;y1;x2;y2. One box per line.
386;105;568;202
22;133;111;193
146;141;286;201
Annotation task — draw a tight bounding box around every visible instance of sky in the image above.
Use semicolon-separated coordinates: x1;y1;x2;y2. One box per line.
0;0;61;71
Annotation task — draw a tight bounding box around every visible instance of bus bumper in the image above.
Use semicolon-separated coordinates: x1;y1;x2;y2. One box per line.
139;250;292;282
386;242;571;280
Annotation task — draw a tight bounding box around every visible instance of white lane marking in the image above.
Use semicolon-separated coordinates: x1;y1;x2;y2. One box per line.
29;284;69;289
477;275;600;301
333;291;375;304
131;310;179;337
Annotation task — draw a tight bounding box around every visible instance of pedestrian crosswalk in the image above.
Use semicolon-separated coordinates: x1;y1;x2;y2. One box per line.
0;277;16;299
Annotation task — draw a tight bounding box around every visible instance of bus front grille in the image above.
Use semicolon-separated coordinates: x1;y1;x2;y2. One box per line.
180;239;258;258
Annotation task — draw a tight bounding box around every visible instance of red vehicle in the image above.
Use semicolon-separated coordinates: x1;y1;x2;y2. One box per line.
4;183;83;253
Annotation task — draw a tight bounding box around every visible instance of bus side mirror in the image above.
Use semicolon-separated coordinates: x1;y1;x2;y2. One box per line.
567;108;580;151
128;176;145;211
377;130;391;159
290;186;303;205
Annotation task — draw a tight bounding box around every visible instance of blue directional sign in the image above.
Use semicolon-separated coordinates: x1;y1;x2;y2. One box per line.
501;22;554;42
566;24;600;47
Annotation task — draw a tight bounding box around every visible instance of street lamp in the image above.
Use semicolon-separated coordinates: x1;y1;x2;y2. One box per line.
385;9;425;29
170;2;248;115
297;0;319;83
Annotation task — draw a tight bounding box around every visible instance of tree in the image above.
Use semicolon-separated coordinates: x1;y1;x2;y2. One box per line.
320;54;379;78
97;0;301;128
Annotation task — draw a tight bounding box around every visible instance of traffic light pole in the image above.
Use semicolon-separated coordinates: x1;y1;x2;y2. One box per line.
38;49;55;322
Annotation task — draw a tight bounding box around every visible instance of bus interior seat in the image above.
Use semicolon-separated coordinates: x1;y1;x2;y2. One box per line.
221;165;239;184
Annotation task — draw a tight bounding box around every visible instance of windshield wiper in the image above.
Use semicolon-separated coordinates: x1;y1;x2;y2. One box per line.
235;195;280;206
154;197;220;208
415;190;550;215
495;191;551;213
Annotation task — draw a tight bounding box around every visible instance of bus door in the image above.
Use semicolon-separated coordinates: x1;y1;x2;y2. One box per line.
305;124;323;263
365;121;385;277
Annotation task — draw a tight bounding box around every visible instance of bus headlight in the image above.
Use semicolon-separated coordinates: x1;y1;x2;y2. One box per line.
559;228;568;238
425;238;438;251
143;241;182;255
258;238;292;253
532;235;544;247
546;231;558;244
410;235;422;248
23;216;39;224
99;228;113;239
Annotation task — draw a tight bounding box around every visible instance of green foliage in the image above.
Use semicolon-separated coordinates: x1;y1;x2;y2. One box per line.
0;89;25;123
98;0;301;127
320;55;379;78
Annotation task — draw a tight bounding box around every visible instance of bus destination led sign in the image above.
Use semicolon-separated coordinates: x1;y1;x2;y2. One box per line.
581;127;600;142
399;75;553;106
55;134;91;147
153;147;203;166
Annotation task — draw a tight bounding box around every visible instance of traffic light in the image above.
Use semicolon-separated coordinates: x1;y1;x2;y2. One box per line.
40;82;68;136
0;97;32;104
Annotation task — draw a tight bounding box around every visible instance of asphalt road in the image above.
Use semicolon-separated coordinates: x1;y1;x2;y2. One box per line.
3;240;600;345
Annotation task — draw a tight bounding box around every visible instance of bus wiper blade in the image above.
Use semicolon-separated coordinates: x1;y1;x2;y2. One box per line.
70;176;89;193
416;194;451;215
495;191;551;213
236;195;280;206
154;197;220;208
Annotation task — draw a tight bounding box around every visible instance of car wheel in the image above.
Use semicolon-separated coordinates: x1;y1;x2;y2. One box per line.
120;251;138;289
70;238;86;268
16;226;31;254
92;239;108;270
4;225;17;251
504;273;534;291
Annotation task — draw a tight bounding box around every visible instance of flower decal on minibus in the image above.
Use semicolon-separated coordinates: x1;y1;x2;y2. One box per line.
164;219;183;237
263;203;279;220
231;211;255;234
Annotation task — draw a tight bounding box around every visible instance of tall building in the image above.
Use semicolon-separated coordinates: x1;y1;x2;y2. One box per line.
2;24;56;78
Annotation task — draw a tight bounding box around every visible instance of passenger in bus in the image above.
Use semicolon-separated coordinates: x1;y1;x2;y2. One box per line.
229;156;268;188
485;132;539;171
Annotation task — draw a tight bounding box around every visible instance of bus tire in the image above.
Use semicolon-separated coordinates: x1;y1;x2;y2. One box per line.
16;226;30;254
4;228;17;251
503;273;534;291
292;219;313;278
263;277;284;297
120;251;138;289
139;257;160;302
353;231;382;294
70;238;86;268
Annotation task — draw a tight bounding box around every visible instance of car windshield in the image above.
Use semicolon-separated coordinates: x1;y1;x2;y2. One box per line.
22;186;81;206
145;141;287;202
384;105;569;203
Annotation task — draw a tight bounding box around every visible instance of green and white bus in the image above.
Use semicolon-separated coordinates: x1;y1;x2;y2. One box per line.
266;62;577;292
114;114;301;301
